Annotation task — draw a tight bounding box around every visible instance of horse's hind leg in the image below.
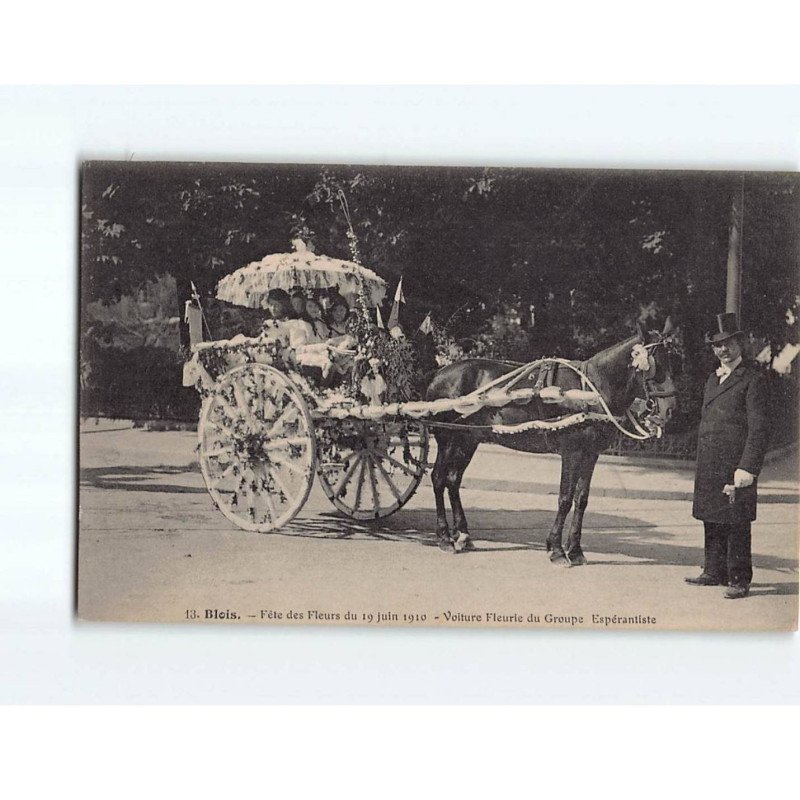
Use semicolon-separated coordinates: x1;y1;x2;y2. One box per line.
564;450;600;566
445;435;478;553
547;450;579;565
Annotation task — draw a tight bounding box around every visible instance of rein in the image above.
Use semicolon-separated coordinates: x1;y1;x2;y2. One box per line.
461;353;669;440
540;358;661;441
639;339;679;415
314;338;676;441
495;337;679;441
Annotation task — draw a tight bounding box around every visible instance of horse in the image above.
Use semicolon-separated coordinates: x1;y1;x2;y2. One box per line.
424;318;680;564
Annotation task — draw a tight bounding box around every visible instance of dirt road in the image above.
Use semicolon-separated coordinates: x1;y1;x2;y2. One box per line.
77;421;798;630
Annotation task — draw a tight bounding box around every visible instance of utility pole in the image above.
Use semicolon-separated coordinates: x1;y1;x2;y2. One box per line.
725;176;744;320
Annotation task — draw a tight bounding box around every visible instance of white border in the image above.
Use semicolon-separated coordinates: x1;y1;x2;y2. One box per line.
3;4;800;84
0;86;798;708
1;706;798;798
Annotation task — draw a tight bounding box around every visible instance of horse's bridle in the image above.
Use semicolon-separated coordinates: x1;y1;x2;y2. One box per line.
638;337;679;415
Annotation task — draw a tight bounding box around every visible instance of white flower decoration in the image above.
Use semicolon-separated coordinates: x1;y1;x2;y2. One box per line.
630;343;651;372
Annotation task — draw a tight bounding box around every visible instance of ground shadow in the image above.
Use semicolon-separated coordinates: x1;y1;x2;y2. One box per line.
748;582;799;597
284;506;797;587
285;512;443;548
80;465;207;494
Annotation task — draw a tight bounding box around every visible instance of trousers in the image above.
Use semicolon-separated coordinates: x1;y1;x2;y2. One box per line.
703;521;753;587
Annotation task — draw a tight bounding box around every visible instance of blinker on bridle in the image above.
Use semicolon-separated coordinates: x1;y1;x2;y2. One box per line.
636;337;679;407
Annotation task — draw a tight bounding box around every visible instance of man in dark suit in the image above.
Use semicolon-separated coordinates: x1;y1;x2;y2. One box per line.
686;313;770;599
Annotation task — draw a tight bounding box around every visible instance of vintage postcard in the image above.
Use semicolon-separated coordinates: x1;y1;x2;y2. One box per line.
78;161;799;630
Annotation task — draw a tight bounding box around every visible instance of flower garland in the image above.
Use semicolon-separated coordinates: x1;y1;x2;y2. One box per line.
337;188;362;266
346;282;381;398
196;335;285;386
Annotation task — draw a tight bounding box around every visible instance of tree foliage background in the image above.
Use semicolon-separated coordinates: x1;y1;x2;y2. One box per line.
80;162;799;441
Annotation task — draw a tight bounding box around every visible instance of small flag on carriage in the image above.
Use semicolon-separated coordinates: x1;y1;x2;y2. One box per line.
418;312;433;335
387;276;405;330
376;306;385;329
189;280;212;341
184;303;204;345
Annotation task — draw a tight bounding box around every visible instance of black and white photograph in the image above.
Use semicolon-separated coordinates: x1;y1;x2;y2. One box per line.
6;10;800;793
78;161;799;630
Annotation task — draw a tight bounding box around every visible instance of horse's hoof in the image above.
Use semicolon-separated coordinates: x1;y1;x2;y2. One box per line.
566;552;588;567
453;532;473;553
438;538;456;553
549;551;568;566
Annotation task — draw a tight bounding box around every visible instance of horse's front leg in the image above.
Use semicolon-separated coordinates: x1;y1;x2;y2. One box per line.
564;451;600;566
446;437;478;553
431;436;454;551
547;451;579;564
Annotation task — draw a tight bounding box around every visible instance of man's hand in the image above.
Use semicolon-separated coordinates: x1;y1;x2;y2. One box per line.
733;468;755;488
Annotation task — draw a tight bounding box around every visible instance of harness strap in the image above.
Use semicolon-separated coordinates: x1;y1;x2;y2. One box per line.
519;357;658;441
533;361;553;391
314;357;657;440
421;411;617;434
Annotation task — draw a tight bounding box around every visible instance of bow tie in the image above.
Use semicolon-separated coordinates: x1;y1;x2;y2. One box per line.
715;365;729;377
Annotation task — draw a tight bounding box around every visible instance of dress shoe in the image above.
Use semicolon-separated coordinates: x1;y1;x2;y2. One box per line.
724;585;749;600
685;573;726;587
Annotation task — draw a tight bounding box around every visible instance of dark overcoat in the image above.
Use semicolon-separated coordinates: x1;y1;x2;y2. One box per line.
692;362;769;523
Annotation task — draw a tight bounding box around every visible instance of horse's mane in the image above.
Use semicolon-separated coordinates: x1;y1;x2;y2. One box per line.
586;333;641;372
583;333;642;412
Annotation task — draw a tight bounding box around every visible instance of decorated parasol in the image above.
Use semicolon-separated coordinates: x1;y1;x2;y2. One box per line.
215;240;387;309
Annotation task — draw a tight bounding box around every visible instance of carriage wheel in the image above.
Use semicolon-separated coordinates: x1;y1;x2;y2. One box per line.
316;418;429;520
198;364;316;532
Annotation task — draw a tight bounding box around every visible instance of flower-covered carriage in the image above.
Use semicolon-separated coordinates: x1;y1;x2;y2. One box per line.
185;246;670;535
185;246;432;532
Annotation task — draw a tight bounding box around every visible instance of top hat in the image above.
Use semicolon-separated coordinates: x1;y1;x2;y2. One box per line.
705;312;743;345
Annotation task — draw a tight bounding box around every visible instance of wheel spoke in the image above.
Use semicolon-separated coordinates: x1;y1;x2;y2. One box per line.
319;446;355;468
252;375;279;419
373;457;403;503
270;450;310;478
214;394;240;427
269;465;294;506
257;375;284;408
244;468;256;520
334;452;363;498
266;400;299;437
366;455;380;512
208;460;236;485
247;465;262;523
381;451;420;477
238;383;262;430
353;458;366;510
261;478;278;523
204;446;233;461
264;434;310;451
314;420;428;520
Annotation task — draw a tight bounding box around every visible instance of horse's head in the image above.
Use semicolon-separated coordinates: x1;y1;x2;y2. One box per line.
631;316;681;432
